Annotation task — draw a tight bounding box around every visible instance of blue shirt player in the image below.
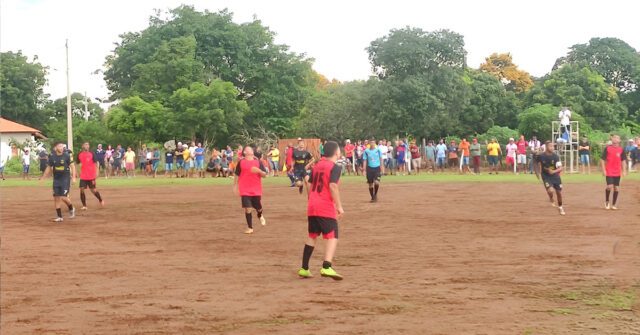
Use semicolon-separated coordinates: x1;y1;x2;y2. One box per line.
363;143;384;202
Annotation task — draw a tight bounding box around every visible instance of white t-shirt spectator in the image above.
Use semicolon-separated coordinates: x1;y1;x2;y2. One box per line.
506;143;518;158
528;140;540;152
559;109;571;126
379;145;389;160
189;146;196;159
22;153;31;165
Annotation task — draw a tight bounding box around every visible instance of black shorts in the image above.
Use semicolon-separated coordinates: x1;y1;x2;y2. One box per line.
542;177;563;191
79;179;96;189
293;168;307;181
356;158;364;166
98;160;105;168
606;176;621;186
39;160;48;172
241;196;262;210
366;166;381;184
53;181;70;197
308;216;338;239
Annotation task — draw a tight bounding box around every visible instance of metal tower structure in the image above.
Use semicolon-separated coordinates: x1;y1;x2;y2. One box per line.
551;121;580;173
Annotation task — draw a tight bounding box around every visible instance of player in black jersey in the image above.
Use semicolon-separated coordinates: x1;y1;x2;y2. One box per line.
40;141;77;222
292;139;314;194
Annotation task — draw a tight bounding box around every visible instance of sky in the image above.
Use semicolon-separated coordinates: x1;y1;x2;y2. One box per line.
2;0;639;102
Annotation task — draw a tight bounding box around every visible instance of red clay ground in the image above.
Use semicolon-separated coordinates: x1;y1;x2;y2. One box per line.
1;180;639;334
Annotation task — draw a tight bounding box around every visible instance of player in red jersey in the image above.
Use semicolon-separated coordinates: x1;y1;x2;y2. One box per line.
234;145;267;234
297;141;345;280
77;142;105;210
601;135;627;210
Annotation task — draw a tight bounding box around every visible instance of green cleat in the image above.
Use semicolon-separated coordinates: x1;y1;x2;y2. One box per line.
320;267;343;281
298;268;313;278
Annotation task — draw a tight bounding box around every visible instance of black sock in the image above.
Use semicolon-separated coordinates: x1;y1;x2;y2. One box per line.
257;209;263;218
94;191;103;202
605;189;611;202
322;261;332;269
56;208;62;218
302;244;314;270
245;212;253;229
68;204;74;211
374;184;379;195
613;191;619;205
80;191;87;206
369;187;374;198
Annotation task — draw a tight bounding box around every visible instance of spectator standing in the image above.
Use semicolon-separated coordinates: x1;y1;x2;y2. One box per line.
470;138;482;174
435;139;447;173
424;141;436;173
578;137;591;174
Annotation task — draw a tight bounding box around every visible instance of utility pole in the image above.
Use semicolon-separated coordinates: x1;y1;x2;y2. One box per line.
66;39;73;151
84;91;89;120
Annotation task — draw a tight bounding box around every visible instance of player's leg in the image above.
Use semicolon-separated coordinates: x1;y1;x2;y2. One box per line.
544;183;555;206
320;219;342;280
89;180;104;207
605;178;613;209
373;168;381;201
611;178;621;209
555;185;565;215
53;195;63;221
253;197;266;226
60;194;75;218
80;182;88;209
299;217;320;278
243;207;253;234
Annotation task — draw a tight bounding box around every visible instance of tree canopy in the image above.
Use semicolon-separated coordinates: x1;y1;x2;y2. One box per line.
0;51;48;129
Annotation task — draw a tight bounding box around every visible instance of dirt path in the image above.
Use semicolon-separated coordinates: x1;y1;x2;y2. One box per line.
1;180;639;334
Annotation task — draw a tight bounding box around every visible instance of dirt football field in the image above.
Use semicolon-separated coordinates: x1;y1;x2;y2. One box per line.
1;178;639;334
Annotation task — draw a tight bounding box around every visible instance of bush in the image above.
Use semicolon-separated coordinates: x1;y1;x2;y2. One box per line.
518;104;592;141
3;156;25;175
477;126;518;146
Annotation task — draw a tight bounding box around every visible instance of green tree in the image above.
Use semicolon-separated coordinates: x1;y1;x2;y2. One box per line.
296;80;383;140
524;65;627;131
42;93;104;121
105;96;171;144
367;27;466;79
460;70;519;135
104;6;316;136
554;38;640;92
518;104;590;141
170;80;248;145
0;51;49;128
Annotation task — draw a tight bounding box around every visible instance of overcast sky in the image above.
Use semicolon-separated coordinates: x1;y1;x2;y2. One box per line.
2;0;639;101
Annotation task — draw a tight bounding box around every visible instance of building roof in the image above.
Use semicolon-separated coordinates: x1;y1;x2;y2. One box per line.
0;117;41;134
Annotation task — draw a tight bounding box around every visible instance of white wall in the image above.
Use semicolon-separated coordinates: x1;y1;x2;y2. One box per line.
0;132;35;164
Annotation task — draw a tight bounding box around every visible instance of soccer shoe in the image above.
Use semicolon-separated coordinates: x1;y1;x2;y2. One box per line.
81;206;88;211
611;205;618;210
52;217;64;223
244;228;254;234
558;207;566;216
297;268;313;278
605;202;611;210
550;202;557;207
69;208;76;219
320;267;343;281
260;216;267;226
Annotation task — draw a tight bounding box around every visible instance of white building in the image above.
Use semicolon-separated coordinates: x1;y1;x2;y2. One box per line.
0;117;45;164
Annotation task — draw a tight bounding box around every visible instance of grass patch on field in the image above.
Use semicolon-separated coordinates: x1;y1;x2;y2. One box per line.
1;171;638;188
552;285;639;319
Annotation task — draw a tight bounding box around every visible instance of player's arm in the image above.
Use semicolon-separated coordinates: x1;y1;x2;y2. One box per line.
329;165;344;217
70;161;77;183
600;147;608;176
252;161;267;178
379;150;385;175
304;154;315;171
362;152;368;172
40;166;51;180
233;161;241;194
621;150;628;177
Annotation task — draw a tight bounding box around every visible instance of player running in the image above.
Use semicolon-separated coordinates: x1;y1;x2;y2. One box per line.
535;141;565;215
39;141;77;222
233;145;267;234
292;139;314;194
363;139;384;202
298;141;344;280
601;135;627;210
77;142;105;210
